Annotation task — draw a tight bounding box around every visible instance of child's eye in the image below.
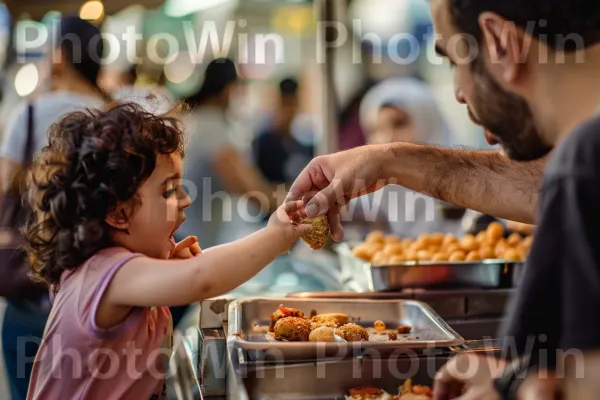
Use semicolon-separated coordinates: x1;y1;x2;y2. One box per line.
163;188;178;199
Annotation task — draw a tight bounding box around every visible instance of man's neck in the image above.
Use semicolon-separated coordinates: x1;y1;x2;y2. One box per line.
535;47;600;146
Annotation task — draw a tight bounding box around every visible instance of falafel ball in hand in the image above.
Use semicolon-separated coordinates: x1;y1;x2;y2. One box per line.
300;215;330;250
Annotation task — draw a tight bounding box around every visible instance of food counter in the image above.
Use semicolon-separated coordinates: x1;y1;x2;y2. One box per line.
169;260;514;399
169;221;529;399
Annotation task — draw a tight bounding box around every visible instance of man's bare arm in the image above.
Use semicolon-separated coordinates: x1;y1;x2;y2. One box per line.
288;143;545;239
386;144;545;224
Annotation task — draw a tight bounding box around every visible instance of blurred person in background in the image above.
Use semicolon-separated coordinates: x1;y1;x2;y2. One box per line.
252;77;313;186
179;58;282;250
337;81;372;151
0;15;105;399
176;58;288;329
343;77;459;240
110;65;176;116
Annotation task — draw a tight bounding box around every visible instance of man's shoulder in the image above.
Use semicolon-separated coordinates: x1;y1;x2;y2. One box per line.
33;92;102;114
566;112;600;146
546;114;600;179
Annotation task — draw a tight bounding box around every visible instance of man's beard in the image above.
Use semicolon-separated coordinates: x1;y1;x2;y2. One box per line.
470;57;553;161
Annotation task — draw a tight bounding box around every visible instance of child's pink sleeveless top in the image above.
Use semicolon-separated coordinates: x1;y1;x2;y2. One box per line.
27;247;173;400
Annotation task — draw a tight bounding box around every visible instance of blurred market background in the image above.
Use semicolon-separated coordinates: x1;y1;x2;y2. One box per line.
0;1;494;397
0;0;488;148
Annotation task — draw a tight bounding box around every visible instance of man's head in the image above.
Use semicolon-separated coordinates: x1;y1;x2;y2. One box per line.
431;0;600;160
52;15;103;89
186;58;239;110
275;78;300;132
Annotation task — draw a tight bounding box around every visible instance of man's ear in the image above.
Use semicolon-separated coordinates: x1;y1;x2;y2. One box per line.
479;12;526;84
105;205;131;231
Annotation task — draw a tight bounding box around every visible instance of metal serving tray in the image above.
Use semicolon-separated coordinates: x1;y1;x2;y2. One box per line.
228;298;464;361
231;341;503;400
337;242;523;291
235;356;448;400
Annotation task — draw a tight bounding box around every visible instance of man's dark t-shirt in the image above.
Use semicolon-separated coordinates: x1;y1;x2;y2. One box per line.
501;114;600;367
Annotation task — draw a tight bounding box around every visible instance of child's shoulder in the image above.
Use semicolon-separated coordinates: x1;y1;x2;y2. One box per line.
66;247;138;279
87;247;138;270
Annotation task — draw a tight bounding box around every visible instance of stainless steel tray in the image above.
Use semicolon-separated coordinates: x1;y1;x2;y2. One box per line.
287;289;513;319
236;357;449;400
229;341;503;400
336;242;523;291
227;298;464;361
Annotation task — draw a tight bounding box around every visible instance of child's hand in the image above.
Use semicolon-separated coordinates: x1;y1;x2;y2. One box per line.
169;236;202;259
267;200;313;253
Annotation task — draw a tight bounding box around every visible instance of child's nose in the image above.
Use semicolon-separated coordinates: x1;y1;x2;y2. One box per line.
179;192;192;210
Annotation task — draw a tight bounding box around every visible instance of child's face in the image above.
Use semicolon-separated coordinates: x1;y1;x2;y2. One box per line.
112;152;192;259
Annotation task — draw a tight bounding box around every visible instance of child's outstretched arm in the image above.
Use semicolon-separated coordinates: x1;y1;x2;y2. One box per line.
102;201;311;309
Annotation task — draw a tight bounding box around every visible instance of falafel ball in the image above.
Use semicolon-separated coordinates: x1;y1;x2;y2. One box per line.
311;318;339;330
269;307;304;332
311;313;349;327
273;317;312;342
301;215;330;250
337;323;369;342
309;326;336;342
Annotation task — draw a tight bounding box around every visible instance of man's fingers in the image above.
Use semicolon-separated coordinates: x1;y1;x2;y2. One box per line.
305;179;344;218
433;365;462;400
433;382;464;400
286;162;321;202
327;203;344;242
288;158;338;215
517;373;557;400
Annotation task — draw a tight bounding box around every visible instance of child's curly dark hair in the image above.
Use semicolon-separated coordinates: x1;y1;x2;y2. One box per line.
24;102;185;286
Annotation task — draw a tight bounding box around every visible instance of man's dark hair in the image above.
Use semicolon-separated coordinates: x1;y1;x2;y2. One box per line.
59;15;103;86
279;78;299;97
185;58;238;109
449;0;600;51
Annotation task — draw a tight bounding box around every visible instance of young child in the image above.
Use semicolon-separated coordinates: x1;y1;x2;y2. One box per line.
23;103;311;399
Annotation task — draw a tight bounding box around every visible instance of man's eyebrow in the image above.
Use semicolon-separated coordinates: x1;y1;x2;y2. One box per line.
435;43;447;57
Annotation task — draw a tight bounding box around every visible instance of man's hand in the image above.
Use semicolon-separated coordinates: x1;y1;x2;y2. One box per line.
517;372;557;399
286;145;393;242
434;353;505;400
169;236;202;259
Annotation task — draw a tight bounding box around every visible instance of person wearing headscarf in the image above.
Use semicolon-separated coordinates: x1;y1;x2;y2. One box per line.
359;77;453;147
342;77;460;240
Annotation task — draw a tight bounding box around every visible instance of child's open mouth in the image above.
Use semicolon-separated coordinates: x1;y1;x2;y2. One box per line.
169;217;185;249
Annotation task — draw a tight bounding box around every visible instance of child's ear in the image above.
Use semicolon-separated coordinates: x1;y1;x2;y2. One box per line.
105;206;131;230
